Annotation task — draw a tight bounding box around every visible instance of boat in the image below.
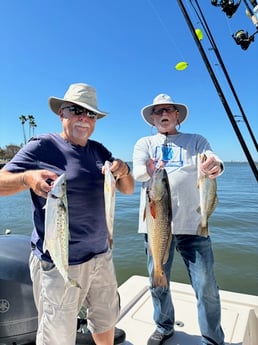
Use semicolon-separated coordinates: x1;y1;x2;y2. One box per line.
117;275;258;345
1;234;257;345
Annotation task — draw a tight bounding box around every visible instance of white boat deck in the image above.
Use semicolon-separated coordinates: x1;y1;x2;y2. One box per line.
117;275;258;345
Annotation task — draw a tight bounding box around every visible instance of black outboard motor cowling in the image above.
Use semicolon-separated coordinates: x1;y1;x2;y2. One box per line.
0;234;37;345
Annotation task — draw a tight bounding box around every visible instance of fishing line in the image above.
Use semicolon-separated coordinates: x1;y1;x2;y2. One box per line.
189;0;234;95
179;0;224;76
189;0;218;53
225;13;235;36
184;1;229;100
178;0;258;173
147;0;187;60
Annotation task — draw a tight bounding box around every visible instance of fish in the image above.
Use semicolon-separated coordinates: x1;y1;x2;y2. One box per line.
104;160;116;249
43;173;80;289
145;167;172;288
197;153;218;237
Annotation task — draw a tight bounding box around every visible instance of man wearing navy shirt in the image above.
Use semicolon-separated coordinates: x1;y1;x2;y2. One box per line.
0;83;134;345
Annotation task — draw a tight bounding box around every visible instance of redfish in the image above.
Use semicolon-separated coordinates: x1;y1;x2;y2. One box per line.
145;168;172;288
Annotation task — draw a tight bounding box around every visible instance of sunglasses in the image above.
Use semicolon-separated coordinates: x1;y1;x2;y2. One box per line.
61;105;98;119
152;107;177;115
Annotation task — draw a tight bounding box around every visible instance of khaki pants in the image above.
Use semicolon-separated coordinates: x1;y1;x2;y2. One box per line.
29;250;120;345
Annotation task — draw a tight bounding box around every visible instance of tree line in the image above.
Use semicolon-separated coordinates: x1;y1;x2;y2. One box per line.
0;115;37;161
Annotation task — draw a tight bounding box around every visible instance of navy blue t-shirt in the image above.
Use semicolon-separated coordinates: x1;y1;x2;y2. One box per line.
5;133;114;264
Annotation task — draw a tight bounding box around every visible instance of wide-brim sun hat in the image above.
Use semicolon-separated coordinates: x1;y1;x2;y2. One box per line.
141;93;189;126
48;83;108;119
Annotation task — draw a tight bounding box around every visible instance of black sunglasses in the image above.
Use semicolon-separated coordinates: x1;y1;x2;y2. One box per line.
152;106;177;115
61;105;98;119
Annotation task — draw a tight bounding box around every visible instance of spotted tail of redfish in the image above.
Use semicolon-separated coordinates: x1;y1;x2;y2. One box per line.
152;269;168;288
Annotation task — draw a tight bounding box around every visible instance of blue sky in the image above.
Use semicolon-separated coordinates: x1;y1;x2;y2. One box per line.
0;0;257;164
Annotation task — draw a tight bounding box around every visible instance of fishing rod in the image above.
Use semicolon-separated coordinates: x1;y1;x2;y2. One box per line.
177;0;258;182
193;0;258;153
243;0;255;15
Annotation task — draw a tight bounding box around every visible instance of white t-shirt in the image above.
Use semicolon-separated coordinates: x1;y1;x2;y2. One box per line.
133;132;223;235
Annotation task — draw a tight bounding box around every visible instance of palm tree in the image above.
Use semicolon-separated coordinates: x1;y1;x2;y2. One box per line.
27;115;37;139
30;119;37;137
19;115;28;144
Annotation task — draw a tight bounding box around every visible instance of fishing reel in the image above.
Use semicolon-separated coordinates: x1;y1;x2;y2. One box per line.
211;0;242;17
232;28;258;49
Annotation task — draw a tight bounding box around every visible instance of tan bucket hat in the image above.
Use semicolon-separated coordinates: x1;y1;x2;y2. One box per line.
48;83;108;119
141;93;188;126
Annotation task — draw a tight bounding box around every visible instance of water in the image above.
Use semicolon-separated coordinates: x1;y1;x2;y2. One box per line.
0;163;257;295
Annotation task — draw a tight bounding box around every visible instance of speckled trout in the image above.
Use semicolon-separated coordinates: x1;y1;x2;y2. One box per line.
145;168;172;288
43;174;80;288
104;161;116;249
197;153;218;237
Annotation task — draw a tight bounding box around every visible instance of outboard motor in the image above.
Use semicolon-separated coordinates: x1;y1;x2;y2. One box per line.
0;234;37;345
0;235;126;345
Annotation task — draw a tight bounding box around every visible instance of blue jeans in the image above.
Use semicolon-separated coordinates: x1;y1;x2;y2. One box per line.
144;234;225;345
